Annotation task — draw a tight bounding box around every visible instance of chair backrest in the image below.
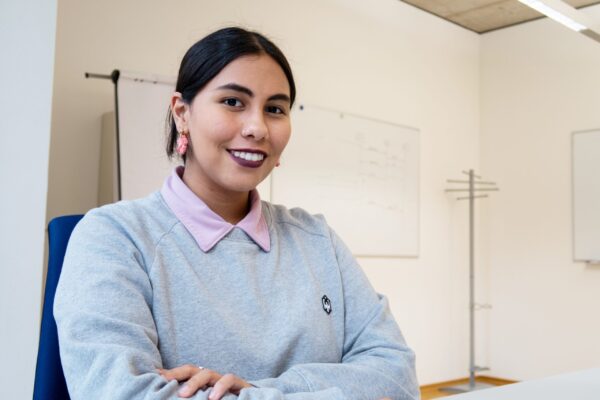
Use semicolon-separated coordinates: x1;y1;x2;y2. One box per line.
33;214;84;400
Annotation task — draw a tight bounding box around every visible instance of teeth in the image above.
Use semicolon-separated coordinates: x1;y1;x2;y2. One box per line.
232;151;264;162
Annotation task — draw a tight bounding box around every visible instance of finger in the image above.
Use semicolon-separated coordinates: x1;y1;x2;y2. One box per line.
208;374;237;400
178;369;221;398
161;364;201;382
209;374;252;400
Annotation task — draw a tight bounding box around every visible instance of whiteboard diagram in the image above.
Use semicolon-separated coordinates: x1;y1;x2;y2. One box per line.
272;105;419;257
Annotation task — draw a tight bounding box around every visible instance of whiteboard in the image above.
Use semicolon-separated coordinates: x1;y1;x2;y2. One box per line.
117;71;177;200
272;105;419;257
573;129;600;262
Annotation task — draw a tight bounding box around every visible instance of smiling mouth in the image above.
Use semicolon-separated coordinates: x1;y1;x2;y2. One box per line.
227;149;267;168
229;150;265;162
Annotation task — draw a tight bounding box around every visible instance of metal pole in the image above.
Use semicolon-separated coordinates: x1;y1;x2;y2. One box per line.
85;69;122;200
441;170;497;394
469;169;475;389
111;70;122;201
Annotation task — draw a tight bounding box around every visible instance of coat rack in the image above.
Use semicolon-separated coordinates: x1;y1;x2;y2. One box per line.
442;169;499;393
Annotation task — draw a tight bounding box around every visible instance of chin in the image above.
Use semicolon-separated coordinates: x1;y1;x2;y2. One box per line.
226;173;270;193
226;181;262;193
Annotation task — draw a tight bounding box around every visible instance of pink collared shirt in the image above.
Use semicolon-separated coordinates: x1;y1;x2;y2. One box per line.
160;166;270;252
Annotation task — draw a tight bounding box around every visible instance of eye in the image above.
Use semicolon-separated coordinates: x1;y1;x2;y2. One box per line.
266;105;285;115
223;98;243;108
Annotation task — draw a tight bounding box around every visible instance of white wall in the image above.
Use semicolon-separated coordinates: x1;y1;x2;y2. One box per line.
0;0;57;397
480;5;600;381
48;0;480;385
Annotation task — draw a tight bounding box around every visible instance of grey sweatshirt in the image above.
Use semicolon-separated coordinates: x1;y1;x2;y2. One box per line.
54;192;419;400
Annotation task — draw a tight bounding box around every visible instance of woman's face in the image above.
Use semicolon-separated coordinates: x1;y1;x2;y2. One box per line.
172;54;292;196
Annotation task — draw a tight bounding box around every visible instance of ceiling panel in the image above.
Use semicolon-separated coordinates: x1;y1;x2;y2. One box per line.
400;0;600;33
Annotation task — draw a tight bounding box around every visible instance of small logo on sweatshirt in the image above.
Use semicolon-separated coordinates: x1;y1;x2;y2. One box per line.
322;295;332;315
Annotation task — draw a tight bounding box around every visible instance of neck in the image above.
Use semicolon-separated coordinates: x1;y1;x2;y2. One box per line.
181;167;250;225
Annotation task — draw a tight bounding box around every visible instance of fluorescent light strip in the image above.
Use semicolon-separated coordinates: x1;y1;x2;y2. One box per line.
518;0;587;31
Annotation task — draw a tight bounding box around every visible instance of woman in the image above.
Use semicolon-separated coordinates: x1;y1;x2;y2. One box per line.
55;27;418;400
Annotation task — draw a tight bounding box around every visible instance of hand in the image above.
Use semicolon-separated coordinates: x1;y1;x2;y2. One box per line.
158;365;252;399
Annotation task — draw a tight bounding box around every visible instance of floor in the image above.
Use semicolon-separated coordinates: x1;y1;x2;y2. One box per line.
420;376;516;399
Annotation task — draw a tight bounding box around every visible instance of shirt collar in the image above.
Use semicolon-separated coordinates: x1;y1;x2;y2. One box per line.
160;166;270;252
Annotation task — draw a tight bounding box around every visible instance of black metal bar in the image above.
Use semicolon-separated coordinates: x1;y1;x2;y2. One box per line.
111;70;122;201
85;70;122;201
84;72;112;80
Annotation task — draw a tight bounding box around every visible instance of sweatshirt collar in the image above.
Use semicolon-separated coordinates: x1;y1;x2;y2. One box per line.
160;166;270;252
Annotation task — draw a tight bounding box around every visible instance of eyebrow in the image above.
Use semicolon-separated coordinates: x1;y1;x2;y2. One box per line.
216;83;291;104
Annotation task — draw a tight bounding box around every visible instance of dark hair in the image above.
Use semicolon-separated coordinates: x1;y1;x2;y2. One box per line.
167;27;296;161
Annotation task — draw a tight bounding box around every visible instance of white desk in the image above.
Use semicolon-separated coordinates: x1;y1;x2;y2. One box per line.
444;368;600;399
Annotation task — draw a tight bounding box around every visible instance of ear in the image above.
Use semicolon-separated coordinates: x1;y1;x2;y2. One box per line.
171;92;190;132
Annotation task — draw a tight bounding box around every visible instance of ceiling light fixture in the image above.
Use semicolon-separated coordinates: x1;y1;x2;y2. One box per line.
518;0;588;31
518;0;600;44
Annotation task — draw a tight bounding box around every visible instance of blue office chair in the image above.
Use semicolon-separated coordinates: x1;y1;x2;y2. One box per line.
33;214;84;400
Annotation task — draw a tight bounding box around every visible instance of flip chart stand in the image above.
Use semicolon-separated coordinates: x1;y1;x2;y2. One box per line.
85;70;122;200
442;169;499;393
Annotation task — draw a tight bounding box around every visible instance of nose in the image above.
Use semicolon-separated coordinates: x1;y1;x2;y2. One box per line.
241;110;268;141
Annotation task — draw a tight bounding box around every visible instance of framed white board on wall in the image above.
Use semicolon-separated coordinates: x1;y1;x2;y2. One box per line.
272;105;419;257
573;129;600;263
117;71;176;200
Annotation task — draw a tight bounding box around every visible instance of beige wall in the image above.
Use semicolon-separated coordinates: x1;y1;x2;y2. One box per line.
480;5;600;381
0;0;57;398
48;0;481;385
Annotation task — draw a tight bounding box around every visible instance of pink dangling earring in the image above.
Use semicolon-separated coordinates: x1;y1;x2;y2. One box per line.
176;131;189;155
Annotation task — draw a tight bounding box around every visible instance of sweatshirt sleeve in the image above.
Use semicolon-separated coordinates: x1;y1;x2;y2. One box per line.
249;228;419;400
53;210;228;400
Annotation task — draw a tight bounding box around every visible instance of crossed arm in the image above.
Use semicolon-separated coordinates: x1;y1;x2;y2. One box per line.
157;365;397;400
